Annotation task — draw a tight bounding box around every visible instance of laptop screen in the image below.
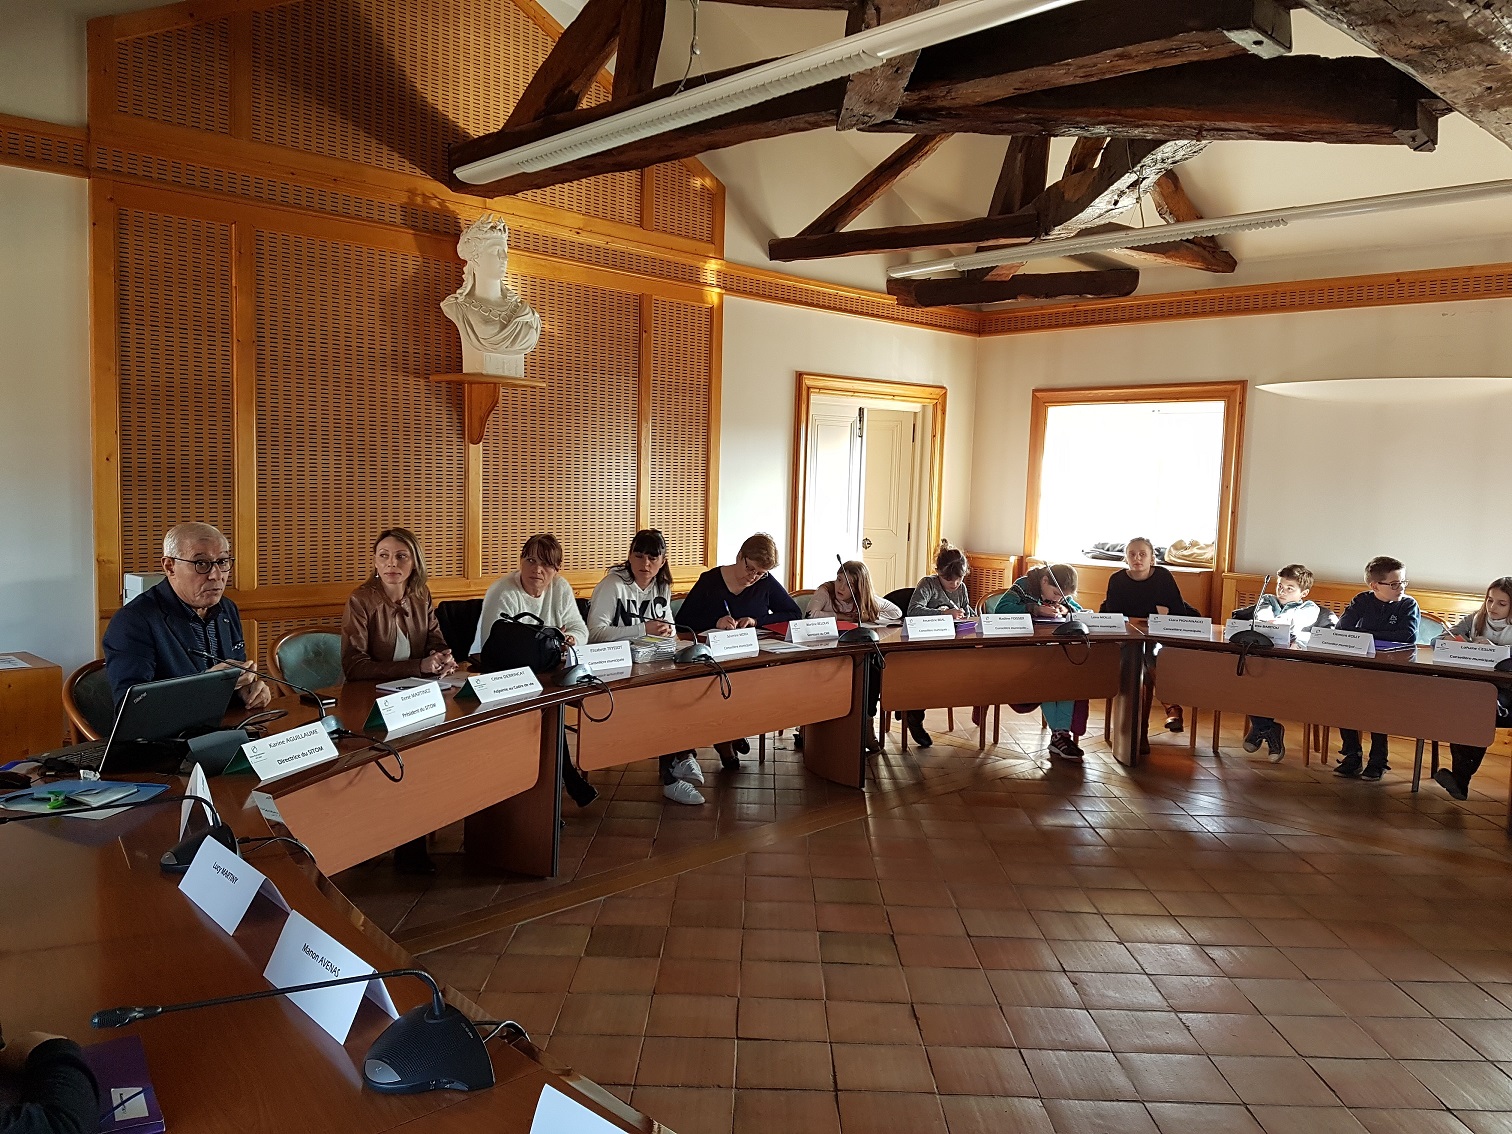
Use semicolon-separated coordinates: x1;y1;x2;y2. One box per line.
94;668;242;778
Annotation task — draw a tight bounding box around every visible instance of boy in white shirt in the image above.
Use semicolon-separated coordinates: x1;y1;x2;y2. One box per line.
1242;564;1321;762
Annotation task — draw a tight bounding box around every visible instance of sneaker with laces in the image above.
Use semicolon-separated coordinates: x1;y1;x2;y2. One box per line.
1334;753;1363;778
670;753;704;785
663;779;705;805
1242;726;1264;753
1266;725;1286;763
1048;732;1083;763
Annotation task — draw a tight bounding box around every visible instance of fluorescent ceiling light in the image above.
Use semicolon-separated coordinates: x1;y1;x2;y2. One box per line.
455;0;1088;184
887;178;1512;279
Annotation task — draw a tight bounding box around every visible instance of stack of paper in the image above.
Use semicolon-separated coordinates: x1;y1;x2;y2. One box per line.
630;635;677;664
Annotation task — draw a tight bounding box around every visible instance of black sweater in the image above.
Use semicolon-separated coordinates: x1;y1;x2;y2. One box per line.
1338;591;1419;643
1100;567;1199;619
678;569;801;633
1;1039;99;1134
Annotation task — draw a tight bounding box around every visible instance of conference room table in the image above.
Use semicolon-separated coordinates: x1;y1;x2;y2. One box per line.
0;775;650;1134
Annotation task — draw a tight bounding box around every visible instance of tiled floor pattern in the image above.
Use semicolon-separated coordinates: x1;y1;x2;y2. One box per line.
348;710;1512;1134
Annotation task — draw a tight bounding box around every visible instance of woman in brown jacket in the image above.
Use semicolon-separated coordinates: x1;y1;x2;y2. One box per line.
342;528;456;872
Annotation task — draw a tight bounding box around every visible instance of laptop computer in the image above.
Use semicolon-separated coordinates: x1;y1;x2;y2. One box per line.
42;668;242;778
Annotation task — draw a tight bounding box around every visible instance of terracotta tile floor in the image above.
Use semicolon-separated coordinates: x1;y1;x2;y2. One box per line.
341;708;1512;1133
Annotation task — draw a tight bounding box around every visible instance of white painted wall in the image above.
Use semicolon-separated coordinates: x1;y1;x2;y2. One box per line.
719;296;977;586
0;165;96;672
970;300;1512;591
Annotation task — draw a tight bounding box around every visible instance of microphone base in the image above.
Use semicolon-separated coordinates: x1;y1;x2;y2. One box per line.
555;664;593;688
364;1005;495;1093
839;627;878;644
1052;621;1089;639
159;822;239;875
1227;629;1274;650
676;642;713;664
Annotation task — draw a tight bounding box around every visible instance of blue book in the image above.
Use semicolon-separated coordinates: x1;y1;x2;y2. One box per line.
84;1034;165;1134
1373;639;1417;653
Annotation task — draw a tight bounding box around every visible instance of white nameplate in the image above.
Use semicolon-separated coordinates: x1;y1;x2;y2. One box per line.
904;615;955;641
1433;639;1511;670
1224;619;1292;648
263;910;398;1044
241;721;339;785
365;681;447;731
458;666;542;706
1147;614;1215;641
1307;627;1375;658
530;1084;623;1134
704;627;760;659
1073;611;1128;634
248;790;285;828
980;613;1034;637
179;839;289;936
789;617;839;644
180;763;214;838
578;639;633;675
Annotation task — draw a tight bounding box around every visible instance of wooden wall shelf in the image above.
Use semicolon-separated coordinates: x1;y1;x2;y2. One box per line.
431;372;547;444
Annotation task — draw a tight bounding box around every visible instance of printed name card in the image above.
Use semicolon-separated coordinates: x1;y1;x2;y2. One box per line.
1147;614;1215;641
180;763;214;838
457;666;543;706
1224;620;1292;648
904;615;955;641
530;1085;623;1134
1433;639;1512;670
241;721;339;785
704;627;760;660
1307;627;1376;658
1072;611;1128;634
179;839;290;936
788;617;839;644
263;910;398;1044
980;613;1034;637
577;639;633;675
365;681;447;731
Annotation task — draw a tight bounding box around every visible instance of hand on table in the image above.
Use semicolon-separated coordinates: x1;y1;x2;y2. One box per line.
646;619;675;637
213;661;273;709
715;616;738;631
421;649;456;677
1155;605;1171;616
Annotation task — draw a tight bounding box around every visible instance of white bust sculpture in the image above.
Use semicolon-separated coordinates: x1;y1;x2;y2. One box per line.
440;215;542;379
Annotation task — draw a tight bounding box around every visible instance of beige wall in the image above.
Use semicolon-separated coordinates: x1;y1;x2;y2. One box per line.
970;300;1512;592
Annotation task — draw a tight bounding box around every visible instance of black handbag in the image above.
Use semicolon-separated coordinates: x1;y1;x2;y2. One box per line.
478;611;566;674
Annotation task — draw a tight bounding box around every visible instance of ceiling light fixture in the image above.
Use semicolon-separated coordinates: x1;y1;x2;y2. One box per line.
455;0;1088;184
887;178;1512;279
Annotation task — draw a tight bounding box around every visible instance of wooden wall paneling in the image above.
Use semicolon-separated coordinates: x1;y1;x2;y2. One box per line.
706;292;723;566
229;11;253;139
636;294;654;529
964;553;1019;608
232;221;259;594
647;296;715;567
251;612;344;672
89;180;125;622
0;114;89;178
115;17;232;135
1220;571;1485;627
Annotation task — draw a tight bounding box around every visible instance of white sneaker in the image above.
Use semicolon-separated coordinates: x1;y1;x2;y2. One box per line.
663;779;705;806
670;753;704;785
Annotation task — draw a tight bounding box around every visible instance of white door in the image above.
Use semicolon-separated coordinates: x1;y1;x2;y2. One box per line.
800;405;863;590
860;408;917;595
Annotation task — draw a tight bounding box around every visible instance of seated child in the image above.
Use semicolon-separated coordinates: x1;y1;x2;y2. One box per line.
1241;563;1321;762
809;560;900;753
1336;555;1419;780
1101;536;1199;746
1433;576;1512;800
903;543;978;748
997;563;1089;762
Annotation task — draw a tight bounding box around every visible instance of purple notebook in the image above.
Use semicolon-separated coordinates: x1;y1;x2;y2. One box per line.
84;1035;165;1134
1373;639;1417;653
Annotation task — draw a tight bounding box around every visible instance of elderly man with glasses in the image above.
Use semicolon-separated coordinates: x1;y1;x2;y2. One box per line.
102;522;272;709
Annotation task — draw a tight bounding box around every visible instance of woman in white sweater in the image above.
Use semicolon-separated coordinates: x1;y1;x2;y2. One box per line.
1433;577;1512;800
471;532;589;655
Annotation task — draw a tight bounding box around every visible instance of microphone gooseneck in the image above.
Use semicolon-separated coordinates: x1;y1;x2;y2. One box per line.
187;648;340;734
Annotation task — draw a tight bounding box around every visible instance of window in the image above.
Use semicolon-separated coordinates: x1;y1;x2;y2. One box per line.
1026;383;1245;572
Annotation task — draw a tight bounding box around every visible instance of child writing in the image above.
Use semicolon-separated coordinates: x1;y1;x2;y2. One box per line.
904;542;978;747
1432;576;1512;800
997;563;1090;762
1335;555;1419;780
809;560;900;753
1241;564;1321;762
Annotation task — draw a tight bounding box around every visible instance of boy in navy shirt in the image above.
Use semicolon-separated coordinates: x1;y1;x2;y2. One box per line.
1335;556;1419;780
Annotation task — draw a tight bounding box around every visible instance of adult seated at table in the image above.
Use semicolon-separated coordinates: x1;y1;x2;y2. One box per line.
0;1021;99;1134
102;522;271;710
678;533;801;769
342;527;457;873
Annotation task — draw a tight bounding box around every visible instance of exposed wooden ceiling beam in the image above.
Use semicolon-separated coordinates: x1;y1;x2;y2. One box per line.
1061;137;1107;178
884;56;1447;149
1084;223;1239;273
1142;170;1236;271
505;0;627;127
1302;0;1512;148
889;268;1140;306
770;210;1040;261
904;0;1290;112
1036;139;1206;237
838;0;940;129
988;135;1050;217
796;134;950;238
612;0;667;102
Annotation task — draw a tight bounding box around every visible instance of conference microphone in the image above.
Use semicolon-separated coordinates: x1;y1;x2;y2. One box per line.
1227;574;1275;675
0;791;238;875
92;967;495;1094
187;648;341;735
673;621;714;664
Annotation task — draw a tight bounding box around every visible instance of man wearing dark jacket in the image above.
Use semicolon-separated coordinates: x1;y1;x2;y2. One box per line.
102;522;271;710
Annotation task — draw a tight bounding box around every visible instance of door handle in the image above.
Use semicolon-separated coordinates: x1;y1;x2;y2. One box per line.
861;538;873;549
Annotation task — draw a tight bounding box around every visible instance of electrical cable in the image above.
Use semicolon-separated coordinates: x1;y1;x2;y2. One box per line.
673;0;701;94
331;728;405;783
575;674;616;723
236;834;315;861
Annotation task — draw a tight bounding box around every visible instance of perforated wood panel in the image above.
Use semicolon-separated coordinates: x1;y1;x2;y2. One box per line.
965;555;1018;609
646;163;717;245
116;208;237;572
481;277;639;574
116;21;232;134
2;118;87;175
648;297;712;567
255;229;468;585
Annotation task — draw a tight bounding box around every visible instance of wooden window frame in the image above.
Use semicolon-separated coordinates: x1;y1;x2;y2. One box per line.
1024;381;1247;576
789;372;947;592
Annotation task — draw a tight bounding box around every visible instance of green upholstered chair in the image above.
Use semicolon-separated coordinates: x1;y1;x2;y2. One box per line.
792;590;814;616
64;659;116;741
269;629;344;692
981;589;1009;615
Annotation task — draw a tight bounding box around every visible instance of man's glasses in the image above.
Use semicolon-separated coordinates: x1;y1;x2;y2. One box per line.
1372;579;1408;591
170;556;234;575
